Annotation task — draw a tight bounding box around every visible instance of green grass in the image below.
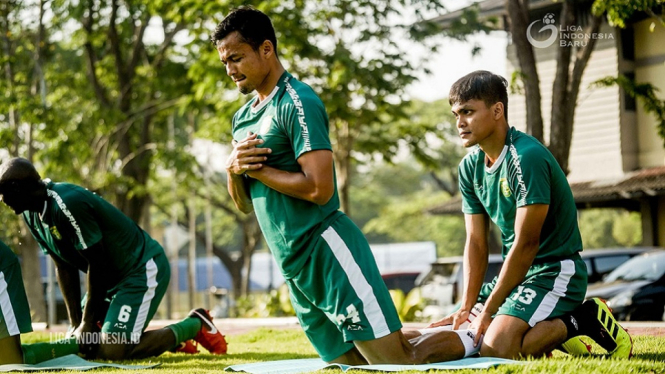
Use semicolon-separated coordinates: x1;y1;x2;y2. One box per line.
19;329;665;373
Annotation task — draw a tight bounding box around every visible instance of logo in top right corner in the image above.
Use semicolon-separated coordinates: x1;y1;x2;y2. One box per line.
526;13;558;48
526;13;614;49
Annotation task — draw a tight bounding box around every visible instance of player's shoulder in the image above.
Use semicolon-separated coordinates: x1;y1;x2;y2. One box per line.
278;73;324;109
509;128;552;159
47;182;95;209
460;146;483;167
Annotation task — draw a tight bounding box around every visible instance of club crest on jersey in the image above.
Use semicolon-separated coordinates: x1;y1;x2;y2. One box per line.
259;115;274;135
49;226;62;240
499;178;512;198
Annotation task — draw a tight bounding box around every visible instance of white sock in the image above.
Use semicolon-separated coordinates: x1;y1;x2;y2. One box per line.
453;329;483;357
417;325;452;335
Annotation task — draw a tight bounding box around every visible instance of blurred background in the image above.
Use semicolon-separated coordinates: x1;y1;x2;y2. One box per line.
1;0;664;325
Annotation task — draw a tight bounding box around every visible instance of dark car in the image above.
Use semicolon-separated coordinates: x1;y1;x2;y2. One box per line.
586;250;665;321
580;247;656;284
381;272;421;295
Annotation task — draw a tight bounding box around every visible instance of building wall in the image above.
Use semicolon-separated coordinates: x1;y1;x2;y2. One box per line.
506;21;624;183
634;18;665;169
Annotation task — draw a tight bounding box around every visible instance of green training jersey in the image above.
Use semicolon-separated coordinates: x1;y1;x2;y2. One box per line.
232;71;342;279
22;181;164;284
458;127;583;261
0;240;17;270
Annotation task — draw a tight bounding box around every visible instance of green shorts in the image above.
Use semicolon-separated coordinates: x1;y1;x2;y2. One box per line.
286;215;402;362
0;248;33;339
101;253;170;343
478;255;587;326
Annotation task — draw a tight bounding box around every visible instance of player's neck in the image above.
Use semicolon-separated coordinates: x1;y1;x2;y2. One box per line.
479;123;509;166
255;62;285;103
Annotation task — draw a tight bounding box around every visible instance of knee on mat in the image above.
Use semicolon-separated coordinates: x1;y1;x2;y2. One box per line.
96;343;132;360
480;343;520;359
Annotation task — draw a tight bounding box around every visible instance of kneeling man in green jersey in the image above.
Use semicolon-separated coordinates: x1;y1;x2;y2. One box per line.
429;70;633;359
0;158;227;360
214;6;490;365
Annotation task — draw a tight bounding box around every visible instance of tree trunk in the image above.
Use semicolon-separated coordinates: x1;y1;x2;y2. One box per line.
0;1;21;156
549;0;575;174
331;119;353;216
19;224;47;323
549;13;602;173
240;218;263;297
1;0;47;323
506;0;545;142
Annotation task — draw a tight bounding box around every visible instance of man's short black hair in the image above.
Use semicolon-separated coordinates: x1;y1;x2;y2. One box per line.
449;71;509;120
0;157;42;194
210;6;277;53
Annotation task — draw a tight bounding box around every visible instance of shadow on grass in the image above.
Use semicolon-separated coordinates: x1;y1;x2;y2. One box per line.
138;352;319;368
630;352;665;361
154;352;317;363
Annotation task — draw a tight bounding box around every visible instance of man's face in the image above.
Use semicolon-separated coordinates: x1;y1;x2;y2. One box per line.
216;31;269;95
451;99;499;148
0;182;30;215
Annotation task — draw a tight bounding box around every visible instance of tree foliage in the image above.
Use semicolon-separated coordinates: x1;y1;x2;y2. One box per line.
353;161;466;257
593;0;665;28
579;209;642;248
432;0;662;173
2;0;460;311
594;74;665;147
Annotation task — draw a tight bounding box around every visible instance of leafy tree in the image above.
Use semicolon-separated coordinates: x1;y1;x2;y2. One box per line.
353;161;466;257
0;0;51;322
612;211;642;246
579;209;642;248
187;1;455;298
192;0;449;216
435;0;663;173
593;74;665;147
2;0;457;312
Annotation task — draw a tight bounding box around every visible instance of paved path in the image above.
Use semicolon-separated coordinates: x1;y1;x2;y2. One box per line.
35;318;665;337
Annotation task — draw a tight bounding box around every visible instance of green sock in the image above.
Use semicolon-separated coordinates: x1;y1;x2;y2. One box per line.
21;337;79;364
166;317;202;346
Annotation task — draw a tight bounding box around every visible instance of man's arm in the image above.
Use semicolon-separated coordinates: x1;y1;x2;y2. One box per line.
458;213;491;319
77;242;110;330
226;132;272;213
246;149;334;205
469;204;548;343
52;255;83;329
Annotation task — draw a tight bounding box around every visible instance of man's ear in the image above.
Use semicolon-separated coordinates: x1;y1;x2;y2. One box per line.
262;40;274;59
493;102;504;120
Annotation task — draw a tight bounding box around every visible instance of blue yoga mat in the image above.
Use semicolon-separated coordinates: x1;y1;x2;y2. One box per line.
225;357;524;373
0;354;160;372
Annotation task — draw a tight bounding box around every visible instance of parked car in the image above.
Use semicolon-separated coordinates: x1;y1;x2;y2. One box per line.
580;247;657;284
381;271;421;295
417;254;504;318
586;250;665;321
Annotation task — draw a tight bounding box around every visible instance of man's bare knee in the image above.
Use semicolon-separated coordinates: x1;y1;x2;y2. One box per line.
355;332;416;365
96;343;132;360
480;342;520;359
328;347;367;365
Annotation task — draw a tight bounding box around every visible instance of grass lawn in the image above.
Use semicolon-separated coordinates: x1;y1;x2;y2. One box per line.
20;328;665;373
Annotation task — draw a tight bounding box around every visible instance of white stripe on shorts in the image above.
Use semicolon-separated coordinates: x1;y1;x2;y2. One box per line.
321;227;390;338
528;259;575;327
0;271;20;336
132;259;158;341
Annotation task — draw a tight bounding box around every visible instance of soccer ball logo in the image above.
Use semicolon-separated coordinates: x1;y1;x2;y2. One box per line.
527;13;558;48
543;13;555;25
